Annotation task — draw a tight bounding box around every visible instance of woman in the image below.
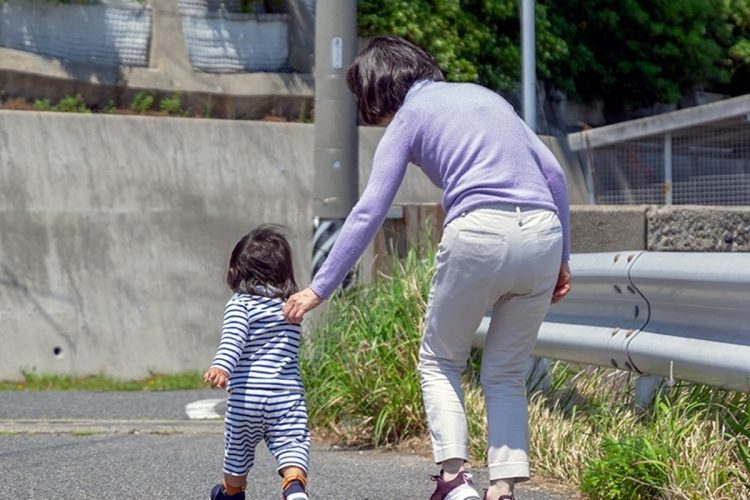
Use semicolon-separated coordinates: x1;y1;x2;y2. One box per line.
283;35;571;500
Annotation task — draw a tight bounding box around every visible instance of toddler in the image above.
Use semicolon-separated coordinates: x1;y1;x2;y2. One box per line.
204;224;310;500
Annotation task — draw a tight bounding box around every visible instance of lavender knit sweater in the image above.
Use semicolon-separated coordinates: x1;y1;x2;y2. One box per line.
311;81;571;300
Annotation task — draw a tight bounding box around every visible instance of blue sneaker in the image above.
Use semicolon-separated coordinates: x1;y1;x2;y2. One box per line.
282;475;309;500
210;483;245;500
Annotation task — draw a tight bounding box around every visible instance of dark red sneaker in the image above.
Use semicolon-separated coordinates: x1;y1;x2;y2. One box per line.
429;471;481;500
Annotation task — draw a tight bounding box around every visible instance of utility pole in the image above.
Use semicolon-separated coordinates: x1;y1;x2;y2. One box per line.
312;1;358;282
521;0;537;131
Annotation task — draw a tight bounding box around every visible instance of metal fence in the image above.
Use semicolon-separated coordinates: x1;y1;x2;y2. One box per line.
575;108;750;205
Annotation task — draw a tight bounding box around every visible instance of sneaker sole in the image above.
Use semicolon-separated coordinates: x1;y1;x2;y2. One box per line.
444;484;481;500
285;494;309;500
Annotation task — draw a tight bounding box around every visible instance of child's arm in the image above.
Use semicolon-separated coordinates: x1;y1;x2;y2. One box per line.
205;299;250;388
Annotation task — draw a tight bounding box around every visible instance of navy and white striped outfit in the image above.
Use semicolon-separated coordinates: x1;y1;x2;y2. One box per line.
211;290;310;477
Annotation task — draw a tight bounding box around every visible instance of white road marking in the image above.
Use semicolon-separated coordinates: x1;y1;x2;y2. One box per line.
185;398;224;420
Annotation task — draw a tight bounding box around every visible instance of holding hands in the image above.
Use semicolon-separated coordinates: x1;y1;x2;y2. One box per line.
203;367;229;388
283;287;323;324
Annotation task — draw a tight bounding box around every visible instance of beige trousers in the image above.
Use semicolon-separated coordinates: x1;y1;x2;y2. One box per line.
418;204;563;482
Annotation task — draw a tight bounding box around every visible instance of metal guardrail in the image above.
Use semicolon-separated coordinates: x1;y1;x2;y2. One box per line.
474;252;750;393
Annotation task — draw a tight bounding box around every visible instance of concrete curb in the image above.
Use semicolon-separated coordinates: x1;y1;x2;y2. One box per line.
0;418;224;435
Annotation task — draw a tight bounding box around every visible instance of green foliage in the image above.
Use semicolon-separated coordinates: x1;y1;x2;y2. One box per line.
102;99;117;113
55;93;90;113
358;0;567;91
0;369;205;391
239;0;262;13
32;94;90;113
32;98;52;111
359;0;750;116
301;248;435;447
130;91;154;113
581;435;670;499
159;92;186;115
541;0;748;118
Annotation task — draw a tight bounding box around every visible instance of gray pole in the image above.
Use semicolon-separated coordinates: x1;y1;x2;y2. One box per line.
312;1;358;281
664;133;673;205
521;0;537;132
313;1;358;218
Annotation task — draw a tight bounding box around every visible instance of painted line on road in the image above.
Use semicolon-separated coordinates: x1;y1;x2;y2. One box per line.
185;398;224;420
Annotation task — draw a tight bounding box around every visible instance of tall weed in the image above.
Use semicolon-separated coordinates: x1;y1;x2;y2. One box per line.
301;249;433;447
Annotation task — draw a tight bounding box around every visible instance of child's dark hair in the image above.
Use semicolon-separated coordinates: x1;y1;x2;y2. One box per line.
226;224;298;300
346;35;444;125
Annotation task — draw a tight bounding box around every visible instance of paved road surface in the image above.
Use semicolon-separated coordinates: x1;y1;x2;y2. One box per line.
0;391;579;499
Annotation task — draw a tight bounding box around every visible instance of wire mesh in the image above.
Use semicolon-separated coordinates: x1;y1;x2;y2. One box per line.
587;117;750;205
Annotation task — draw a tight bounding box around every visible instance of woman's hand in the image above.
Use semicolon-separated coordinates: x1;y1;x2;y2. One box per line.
551;261;572;304
203;367;229;388
283;287;323;324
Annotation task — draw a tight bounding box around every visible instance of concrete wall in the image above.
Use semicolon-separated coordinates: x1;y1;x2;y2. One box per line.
0;0;315;120
6;109;741;380
0;111;446;380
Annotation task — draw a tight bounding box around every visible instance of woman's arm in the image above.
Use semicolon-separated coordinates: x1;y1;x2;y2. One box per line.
283;116;414;323
309;116;413;299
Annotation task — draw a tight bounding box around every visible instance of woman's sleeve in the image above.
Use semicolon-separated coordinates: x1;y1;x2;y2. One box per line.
310;116;413;299
538;152;571;262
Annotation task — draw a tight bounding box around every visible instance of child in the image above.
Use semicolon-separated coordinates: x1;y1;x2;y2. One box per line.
204;224;310;500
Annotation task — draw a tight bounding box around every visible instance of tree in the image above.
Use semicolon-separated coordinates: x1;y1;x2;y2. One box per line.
543;0;748;120
357;0;750;123
357;0;567;92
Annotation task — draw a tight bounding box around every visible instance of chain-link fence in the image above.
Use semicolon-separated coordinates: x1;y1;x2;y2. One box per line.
580;115;750;205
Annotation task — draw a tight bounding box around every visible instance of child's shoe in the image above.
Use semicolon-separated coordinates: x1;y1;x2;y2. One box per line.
210;483;245;500
282;473;309;500
429;470;481;500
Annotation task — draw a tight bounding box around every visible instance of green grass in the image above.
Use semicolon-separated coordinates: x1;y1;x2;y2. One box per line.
301;244;750;499
301;247;433;447
0;370;205;391
70;430;97;437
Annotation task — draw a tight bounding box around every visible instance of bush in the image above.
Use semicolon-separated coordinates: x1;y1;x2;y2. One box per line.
130;92;154;113
33;98;52;111
32;94;90;113
159;92;186;115
55;94;89;113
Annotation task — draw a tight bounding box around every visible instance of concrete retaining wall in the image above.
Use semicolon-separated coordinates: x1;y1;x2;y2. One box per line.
2;110;743;380
0;110;442;380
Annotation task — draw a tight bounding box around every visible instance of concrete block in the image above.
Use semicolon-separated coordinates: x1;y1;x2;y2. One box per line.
647;206;750;252
570;205;648;253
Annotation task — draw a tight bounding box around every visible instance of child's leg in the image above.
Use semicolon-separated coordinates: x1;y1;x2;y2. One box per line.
222;473;247;495
264;392;310;496
280;466;307;494
214;389;264;498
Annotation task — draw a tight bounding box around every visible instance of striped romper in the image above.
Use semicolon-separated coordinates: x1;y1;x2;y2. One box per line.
210;291;310;477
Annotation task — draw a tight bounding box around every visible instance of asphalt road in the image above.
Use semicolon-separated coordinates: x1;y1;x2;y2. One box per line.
0;391;579;499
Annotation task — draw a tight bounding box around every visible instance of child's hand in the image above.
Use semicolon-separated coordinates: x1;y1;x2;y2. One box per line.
203;367;229;388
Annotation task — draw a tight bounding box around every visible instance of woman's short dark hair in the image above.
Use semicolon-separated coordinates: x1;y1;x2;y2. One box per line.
346;35;444;125
226;224;298;300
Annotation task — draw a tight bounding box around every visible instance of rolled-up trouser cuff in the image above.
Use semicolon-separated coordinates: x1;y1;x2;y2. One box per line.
433;444;470;465
488;461;530;482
